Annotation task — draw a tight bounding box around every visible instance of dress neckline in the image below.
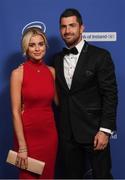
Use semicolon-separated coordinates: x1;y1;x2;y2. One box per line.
27;59;45;73
27;59;44;66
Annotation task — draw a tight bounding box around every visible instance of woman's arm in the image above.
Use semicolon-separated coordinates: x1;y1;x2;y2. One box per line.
10;66;28;168
48;66;59;106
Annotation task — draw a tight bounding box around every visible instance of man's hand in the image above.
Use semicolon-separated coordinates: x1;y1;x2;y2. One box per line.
94;131;110;150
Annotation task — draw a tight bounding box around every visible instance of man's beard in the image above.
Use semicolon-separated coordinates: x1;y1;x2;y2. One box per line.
64;38;79;47
63;34;81;47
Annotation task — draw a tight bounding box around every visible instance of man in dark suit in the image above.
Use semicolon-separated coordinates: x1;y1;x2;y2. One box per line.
54;8;118;179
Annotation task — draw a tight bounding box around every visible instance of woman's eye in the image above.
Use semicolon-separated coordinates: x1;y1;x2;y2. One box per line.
39;42;45;46
29;43;35;47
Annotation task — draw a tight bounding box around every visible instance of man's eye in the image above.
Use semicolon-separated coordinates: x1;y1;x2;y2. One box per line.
70;24;77;27
60;25;66;29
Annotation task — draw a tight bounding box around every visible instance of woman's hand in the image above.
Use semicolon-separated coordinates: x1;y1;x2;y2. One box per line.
16;149;28;169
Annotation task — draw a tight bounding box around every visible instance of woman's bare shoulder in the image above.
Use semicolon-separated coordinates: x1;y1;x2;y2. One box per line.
11;65;23;80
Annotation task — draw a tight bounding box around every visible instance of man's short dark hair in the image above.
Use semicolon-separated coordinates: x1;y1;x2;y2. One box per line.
59;8;83;25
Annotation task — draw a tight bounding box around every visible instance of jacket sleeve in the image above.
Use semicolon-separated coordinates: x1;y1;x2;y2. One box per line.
96;50;118;131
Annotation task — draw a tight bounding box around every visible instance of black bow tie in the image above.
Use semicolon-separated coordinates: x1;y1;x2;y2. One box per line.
63;47;78;55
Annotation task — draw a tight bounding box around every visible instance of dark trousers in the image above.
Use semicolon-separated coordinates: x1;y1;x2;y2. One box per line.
61;138;113;179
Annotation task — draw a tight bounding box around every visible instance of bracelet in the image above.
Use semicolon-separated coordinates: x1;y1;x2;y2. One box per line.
18;147;27;153
18;149;27;153
19;147;27;150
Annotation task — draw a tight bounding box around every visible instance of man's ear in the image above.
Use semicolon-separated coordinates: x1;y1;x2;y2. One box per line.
80;25;85;34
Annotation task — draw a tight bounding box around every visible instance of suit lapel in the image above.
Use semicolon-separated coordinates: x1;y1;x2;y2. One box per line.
56;42;89;92
70;41;89;91
56;53;69;91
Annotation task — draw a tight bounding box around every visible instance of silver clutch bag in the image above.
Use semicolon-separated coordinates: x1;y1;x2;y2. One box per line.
6;150;45;175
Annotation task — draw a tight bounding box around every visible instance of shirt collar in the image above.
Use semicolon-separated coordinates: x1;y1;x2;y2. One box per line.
75;38;85;54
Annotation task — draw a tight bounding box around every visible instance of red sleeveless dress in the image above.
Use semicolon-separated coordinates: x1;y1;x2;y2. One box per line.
19;60;58;179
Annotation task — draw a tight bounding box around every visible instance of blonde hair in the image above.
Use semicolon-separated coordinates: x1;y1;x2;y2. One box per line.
22;27;48;56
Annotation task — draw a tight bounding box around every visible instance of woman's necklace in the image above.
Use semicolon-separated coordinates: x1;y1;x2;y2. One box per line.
37;69;40;73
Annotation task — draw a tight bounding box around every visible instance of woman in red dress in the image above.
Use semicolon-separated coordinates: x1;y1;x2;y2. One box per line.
10;26;58;179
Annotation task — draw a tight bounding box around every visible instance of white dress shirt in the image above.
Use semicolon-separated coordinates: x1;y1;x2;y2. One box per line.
63;38;112;135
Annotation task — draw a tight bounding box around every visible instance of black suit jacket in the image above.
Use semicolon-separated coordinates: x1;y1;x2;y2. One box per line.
54;41;118;143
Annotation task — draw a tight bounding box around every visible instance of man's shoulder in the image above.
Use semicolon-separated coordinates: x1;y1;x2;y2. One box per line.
87;42;110;55
53;51;63;65
54;51;63;58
